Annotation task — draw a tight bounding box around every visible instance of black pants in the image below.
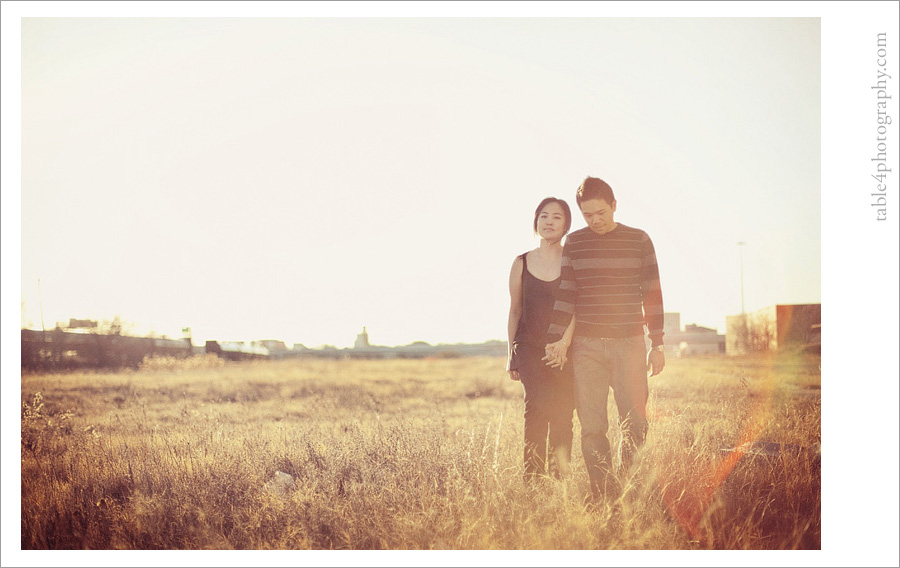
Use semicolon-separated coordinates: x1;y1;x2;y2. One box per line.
515;343;576;479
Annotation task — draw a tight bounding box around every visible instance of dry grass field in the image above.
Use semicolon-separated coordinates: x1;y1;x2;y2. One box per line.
20;352;820;551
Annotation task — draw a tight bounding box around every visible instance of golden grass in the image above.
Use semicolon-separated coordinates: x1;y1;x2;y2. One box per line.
20;352;820;550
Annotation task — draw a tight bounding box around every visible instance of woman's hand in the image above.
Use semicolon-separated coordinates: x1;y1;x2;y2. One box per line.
507;357;520;381
542;340;569;370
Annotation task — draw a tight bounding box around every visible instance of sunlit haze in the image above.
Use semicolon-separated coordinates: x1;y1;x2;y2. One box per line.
17;16;821;348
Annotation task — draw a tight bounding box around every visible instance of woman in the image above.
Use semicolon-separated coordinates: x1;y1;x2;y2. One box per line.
507;197;576;481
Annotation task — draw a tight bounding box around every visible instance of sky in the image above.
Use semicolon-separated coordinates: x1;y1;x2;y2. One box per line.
3;2;900;567
13;12;824;349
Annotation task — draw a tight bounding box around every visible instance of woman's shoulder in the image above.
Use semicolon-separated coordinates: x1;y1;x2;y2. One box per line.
514;248;539;262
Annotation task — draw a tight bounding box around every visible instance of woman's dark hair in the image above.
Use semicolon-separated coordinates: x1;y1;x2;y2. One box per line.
533;197;572;235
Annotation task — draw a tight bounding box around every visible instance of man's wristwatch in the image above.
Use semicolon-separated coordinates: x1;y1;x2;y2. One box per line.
652;345;664;352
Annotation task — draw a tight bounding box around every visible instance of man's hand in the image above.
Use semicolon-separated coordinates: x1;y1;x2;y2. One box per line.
543;340;569;370
647;348;666;377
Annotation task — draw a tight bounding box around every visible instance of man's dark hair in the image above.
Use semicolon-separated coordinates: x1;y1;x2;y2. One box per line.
533;197;572;235
576;177;616;206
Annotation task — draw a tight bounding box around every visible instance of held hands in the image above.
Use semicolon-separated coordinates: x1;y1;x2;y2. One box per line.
647;348;666;377
542;340;569;370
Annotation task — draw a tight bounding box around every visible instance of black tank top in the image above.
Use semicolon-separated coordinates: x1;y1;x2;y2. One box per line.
514;252;561;349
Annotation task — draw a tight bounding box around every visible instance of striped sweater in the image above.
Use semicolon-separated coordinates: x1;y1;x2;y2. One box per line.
547;223;665;347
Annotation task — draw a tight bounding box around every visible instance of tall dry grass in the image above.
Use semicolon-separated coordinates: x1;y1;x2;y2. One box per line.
20;353;820;550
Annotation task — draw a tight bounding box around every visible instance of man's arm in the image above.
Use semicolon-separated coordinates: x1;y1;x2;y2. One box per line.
641;232;665;376
547;241;577;343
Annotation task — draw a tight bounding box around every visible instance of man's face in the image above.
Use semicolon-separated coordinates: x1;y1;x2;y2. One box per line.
579;198;617;235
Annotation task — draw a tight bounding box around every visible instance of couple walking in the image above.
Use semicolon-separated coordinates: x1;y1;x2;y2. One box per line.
506;176;666;505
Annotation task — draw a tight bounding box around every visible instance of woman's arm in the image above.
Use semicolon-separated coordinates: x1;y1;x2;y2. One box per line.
507;256;524;380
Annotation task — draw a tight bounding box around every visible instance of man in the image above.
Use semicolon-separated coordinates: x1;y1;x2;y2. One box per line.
544;176;665;503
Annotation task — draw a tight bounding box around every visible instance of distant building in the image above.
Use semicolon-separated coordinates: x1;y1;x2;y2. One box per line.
354;327;370;350
663;313;681;336
255;339;287;352
658;313;726;357
206;340;269;360
726;304;821;355
66;318;98;330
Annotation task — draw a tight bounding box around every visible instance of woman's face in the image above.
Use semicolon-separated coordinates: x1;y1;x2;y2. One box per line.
536;202;568;243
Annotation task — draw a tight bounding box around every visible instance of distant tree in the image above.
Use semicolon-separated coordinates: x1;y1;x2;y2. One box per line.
731;314;750;354
732;311;776;353
93;316;133;337
750;312;776;352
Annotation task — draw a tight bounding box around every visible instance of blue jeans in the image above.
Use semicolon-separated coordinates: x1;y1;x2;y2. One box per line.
571;335;649;499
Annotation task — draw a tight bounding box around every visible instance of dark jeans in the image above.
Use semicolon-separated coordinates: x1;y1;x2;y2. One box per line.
515;343;575;479
571;335;649;499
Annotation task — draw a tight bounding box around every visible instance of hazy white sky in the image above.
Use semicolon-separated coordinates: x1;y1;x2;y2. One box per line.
17;14;822;348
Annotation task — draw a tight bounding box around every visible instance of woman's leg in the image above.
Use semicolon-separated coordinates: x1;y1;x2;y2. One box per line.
521;357;553;480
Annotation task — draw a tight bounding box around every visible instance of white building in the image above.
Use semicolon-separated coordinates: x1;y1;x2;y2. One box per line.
354;326;370;350
656;312;726;357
